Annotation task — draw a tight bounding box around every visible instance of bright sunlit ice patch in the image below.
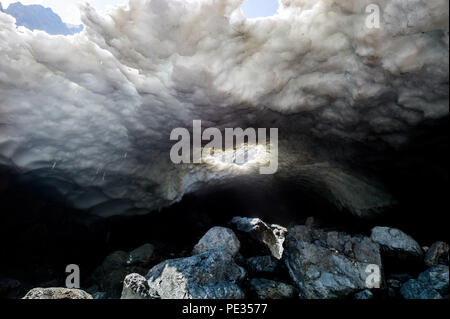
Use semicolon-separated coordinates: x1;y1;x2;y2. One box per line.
240;0;279;19
202;144;270;172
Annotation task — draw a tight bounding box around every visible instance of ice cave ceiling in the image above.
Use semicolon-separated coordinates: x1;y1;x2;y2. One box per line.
0;0;448;218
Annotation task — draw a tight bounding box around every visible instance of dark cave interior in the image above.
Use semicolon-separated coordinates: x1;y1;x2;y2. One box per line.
0;117;448;297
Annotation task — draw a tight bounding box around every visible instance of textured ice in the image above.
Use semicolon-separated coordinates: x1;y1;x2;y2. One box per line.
0;0;448;217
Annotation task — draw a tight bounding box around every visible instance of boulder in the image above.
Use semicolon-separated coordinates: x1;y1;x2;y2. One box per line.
0;278;22;299
121;273;157;299
354;289;374;299
91;250;146;298
245;256;279;275
283;225;383;299
370;226;423;260
230;217;287;259
424;241;449;267
91;250;128;298
305;216;322;228
386;278;403;298
248;278;296;299
389;273;413;282
92;292;107;299
400;265;449;299
126;243;155;267
23;287;92;299
145;249;246;299
192;227;240;257
387;279;401;289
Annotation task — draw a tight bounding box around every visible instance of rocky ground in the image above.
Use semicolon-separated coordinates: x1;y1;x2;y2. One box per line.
11;216;449;300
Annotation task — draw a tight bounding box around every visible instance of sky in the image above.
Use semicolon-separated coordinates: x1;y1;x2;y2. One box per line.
1;0;280;24
241;0;278;19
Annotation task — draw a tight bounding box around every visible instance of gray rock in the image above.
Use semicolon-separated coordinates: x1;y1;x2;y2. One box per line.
305;216;321;228
145;249;246;299
23;287;93;299
126;243;155;267
400;265;449;299
386;278;402;298
91;250;146;298
387;279;401;289
424;241;449;267
85;284;99;295
400;280;441;299
389;273;413;283
230;217;287;259
245;256;278;274
354;289;374;299
121;273;157;299
192;227;240;257
388;288;397;298
248;278;296;299
0;278;21;298
234;253;246;266
370;226;423;260
283;225;383;299
92;291;107;299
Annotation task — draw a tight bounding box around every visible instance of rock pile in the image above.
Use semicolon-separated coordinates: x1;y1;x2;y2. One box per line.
21;218;449;300
88;243;155;298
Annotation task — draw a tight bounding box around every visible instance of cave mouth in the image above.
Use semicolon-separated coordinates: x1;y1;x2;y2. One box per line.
0;117;448;298
0;170;351;287
1;148;448;298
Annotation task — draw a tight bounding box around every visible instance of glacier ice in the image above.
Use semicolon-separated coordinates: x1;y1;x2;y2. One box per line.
0;0;448;217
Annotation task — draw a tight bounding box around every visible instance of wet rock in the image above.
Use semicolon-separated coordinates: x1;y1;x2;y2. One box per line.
0;278;21;299
400;265;449;299
389;273;413;282
283;225;383;299
388;288;397;298
126;243;155;267
121;273;157;299
192;227;240;257
354;289;374;299
91;250;128;297
370;226;423;260
245;256;279;275
91;250;146;298
305;216;319;228
424;241;449;267
92;292;107;299
386;279;402;298
248;278;296;299
23;287;92;299
85;284;107;299
145;249;246;299
387;279;402;289
230;217;287;259
234;253;246;267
